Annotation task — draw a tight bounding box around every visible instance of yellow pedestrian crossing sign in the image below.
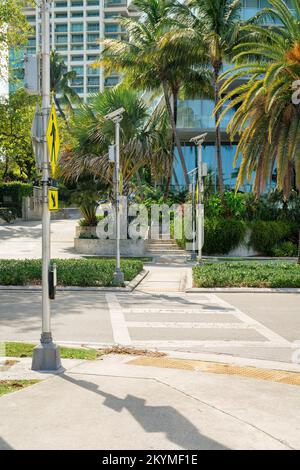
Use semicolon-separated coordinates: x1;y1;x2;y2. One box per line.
46;105;60;177
48;188;59;211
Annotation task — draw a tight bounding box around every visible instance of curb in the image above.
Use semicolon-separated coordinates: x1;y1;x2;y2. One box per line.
127;269;149;291
186;287;300;293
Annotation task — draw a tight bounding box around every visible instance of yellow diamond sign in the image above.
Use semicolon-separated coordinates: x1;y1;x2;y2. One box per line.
48;188;59;211
46;105;60;177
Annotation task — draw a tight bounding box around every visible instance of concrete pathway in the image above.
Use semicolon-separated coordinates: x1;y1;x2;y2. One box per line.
137;264;192;293
1;354;300;450
0;219;79;259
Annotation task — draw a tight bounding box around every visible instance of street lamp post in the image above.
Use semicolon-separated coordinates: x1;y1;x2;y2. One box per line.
104;108;125;286
188;168;197;262
31;0;61;371
190;133;207;265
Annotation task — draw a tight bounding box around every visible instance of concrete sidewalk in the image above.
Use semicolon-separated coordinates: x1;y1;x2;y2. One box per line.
1;354;300;450
137;265;192;292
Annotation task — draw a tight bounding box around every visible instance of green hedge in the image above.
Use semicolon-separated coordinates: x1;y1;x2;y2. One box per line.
172;218;247;255
0;182;33;217
173;218;297;256
193;261;300;288
0;258;143;287
249;220;296;255
203;219;247;255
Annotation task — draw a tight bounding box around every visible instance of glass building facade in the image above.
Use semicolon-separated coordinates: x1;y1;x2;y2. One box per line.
174;0;292;190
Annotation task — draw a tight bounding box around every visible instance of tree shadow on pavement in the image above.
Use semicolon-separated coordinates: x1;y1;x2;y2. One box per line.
60;373;227;450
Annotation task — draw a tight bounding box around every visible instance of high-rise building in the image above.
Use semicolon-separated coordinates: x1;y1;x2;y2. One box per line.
10;0;137;100
175;0;294;191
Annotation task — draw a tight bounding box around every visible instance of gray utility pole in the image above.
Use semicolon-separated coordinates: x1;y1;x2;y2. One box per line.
32;0;61;371
104;107;125;286
190;133;207;265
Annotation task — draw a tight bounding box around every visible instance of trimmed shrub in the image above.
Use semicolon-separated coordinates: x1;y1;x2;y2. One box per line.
249;220;296;255
0;182;33;217
203;219;247;255
0;258;143;287
271;241;298;257
172;218;246;254
193;261;300;288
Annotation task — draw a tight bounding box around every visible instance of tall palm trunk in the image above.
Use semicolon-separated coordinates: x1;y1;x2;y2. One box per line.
164;91;178;199
213;65;224;195
54;95;67;123
162;82;189;187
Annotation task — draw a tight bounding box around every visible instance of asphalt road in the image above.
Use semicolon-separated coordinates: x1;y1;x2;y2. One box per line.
1;289;299;364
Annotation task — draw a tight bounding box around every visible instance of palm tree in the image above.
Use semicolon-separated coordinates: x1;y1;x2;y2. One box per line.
50;51;80;121
217;0;300;263
97;0;211;187
60;85;172;194
170;0;242;194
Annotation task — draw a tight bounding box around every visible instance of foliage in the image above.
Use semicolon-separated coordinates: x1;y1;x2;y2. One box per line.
249;220;296;255
204;192;247;219
0;1;33;73
172;217;246;254
169;0;243;193
4;342;104;361
50;51;80;121
79;215;104;227
272;241;298;257
0;258;143;287
0;207;17;223
193;261;300;288
0;380;38;397
218;0;300;197
134;184;187;209
0;182;32;217
0;90;36;180
99;0;213;187
203;218;247;255
60;86;171;193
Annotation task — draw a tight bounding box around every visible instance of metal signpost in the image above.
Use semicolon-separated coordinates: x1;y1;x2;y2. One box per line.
31;0;61;371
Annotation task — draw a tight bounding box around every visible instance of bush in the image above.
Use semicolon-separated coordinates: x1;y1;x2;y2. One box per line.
271;241;298;257
250;220;296;255
0;258;143;287
205;192;246;220
193;261;300;288
203;219;247;255
0;182;32;217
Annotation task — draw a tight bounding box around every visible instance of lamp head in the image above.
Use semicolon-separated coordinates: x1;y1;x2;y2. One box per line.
190;133;208;145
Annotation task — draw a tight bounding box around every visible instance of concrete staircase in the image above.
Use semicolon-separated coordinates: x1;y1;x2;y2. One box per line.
145;239;189;263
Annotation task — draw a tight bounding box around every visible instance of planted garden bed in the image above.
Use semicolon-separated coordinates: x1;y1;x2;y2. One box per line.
193;261;300;288
0;258;143;287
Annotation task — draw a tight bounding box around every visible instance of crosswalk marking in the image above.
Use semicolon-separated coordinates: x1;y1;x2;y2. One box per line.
105;292;292;349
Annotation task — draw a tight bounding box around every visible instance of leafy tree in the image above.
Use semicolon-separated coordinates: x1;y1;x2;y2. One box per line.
50;51;80;121
217;0;300;262
60;86;171;195
0;0;33;77
98;0;212;188
0;89;36;181
170;0;243;194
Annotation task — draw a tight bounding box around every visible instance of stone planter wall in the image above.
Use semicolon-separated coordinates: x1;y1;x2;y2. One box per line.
74;238;145;257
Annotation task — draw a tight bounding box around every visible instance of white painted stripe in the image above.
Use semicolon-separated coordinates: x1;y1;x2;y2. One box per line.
127;322;250;329
122;308;235;314
210;294;291;346
105;293;131;345
131;340;290;348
